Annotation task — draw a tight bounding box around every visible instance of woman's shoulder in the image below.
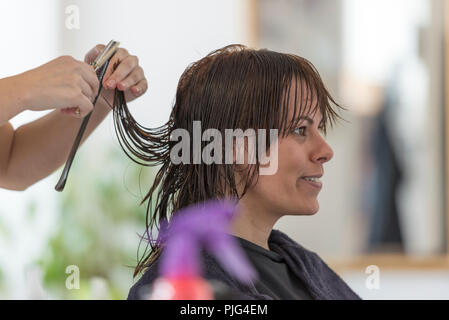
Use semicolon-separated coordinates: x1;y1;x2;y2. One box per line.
269;229;362;300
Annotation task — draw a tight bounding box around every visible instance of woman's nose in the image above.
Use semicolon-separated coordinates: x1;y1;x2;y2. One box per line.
312;134;334;164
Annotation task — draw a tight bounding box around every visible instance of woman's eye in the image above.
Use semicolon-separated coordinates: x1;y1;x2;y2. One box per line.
294;127;306;136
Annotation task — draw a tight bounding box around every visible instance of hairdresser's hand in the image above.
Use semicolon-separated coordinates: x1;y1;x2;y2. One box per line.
19;56;100;118
85;44;147;108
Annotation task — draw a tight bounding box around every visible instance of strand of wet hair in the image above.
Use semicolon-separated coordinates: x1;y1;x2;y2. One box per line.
112;89;171;167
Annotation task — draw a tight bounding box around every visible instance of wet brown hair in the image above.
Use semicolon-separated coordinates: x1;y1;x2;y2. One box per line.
112;44;346;276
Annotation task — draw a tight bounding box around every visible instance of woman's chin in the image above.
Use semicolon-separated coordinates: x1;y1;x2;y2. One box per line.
287;211;317;217
288;202;319;216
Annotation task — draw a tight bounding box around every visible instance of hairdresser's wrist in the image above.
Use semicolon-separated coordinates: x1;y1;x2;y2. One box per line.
12;71;39;113
0;74;28;117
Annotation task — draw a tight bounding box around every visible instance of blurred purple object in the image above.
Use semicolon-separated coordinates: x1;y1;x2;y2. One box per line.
158;199;256;285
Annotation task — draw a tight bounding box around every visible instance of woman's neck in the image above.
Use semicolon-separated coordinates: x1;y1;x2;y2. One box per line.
230;199;280;250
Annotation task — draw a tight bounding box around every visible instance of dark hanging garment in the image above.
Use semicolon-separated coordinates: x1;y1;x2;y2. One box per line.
233;235;313;300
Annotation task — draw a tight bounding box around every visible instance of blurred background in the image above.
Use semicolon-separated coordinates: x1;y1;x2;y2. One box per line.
0;0;447;299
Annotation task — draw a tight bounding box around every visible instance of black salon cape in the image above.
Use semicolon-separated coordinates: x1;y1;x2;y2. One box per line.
127;229;361;300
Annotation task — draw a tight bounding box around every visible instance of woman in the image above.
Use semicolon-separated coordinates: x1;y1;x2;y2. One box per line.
123;44;360;300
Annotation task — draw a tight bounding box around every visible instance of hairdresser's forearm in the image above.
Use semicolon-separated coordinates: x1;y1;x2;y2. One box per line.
0;75;28;126
4;99;111;190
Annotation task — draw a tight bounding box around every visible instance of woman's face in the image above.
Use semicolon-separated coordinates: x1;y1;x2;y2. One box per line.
243;96;334;217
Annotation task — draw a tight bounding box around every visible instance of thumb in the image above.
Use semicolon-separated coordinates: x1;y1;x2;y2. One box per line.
84;44;105;64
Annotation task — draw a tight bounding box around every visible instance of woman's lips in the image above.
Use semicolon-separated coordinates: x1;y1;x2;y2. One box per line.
300;177;322;190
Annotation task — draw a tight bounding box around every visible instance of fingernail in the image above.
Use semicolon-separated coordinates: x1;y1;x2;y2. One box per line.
107;79;116;89
118;82;126;90
133;86;141;95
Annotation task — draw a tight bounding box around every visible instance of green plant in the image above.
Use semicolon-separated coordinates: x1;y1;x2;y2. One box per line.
38;145;158;299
